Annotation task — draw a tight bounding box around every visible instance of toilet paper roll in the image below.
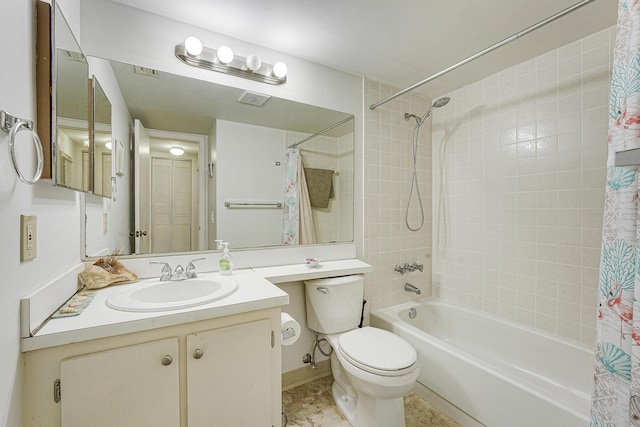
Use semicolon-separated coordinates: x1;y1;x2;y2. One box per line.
280;312;301;346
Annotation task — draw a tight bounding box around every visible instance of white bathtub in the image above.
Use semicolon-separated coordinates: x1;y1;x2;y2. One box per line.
370;299;594;427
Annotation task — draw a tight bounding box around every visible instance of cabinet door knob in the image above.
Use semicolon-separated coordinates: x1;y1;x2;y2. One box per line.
193;348;204;359
161;355;173;366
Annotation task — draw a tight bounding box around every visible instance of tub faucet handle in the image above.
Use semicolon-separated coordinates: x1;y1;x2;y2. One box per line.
403;263;415;272
411;262;424;272
394;265;406;275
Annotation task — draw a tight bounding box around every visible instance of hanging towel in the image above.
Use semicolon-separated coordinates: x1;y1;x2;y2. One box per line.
304;168;334;208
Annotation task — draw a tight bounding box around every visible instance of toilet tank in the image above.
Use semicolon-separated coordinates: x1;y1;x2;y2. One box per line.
304;275;364;334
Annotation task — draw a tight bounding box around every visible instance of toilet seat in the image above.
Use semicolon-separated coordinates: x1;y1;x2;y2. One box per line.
337;327;417;377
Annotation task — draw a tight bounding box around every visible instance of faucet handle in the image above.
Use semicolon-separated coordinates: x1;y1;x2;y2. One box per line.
186;258;206;279
403;263;415;272
411;262;424;272
150;261;172;281
394;265;406;275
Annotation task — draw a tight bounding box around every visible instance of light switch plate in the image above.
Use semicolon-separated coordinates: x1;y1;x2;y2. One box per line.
20;215;37;262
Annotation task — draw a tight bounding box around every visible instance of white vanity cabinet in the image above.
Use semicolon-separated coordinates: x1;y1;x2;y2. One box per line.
60;337;180;427
186;319;273;426
23;308;282;427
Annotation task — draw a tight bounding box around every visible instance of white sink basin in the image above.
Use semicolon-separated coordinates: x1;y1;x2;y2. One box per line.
106;277;238;312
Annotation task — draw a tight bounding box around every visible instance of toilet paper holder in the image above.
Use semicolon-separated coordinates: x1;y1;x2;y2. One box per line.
282;327;296;341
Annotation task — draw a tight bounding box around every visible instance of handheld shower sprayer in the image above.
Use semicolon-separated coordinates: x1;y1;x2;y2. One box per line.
404;97;450;126
403;96;450;231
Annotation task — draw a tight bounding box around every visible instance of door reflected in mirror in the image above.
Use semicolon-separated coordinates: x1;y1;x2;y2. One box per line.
91;77;112;198
84;58;354;258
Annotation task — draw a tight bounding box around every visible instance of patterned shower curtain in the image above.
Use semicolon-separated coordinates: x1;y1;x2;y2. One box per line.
282;147;316;245
591;1;640;425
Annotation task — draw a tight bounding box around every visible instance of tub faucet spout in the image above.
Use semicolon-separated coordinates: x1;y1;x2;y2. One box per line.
403;283;421;295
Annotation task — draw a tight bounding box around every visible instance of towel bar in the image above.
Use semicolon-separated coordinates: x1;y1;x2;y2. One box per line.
224;201;283;208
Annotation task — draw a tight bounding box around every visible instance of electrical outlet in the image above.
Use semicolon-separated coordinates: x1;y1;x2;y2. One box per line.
20;215;37;262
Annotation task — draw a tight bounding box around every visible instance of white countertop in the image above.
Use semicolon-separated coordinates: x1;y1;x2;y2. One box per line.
21;259;372;352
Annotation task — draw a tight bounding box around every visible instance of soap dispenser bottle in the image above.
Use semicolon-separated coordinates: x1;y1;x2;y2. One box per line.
218;242;233;275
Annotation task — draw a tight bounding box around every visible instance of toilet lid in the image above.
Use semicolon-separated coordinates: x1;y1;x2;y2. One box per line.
338;327;417;375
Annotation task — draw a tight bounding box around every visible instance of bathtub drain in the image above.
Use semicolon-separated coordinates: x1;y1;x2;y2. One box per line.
408;308;417;319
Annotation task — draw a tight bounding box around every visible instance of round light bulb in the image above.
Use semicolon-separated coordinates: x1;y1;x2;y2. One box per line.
246;54;262;72
169;147;184;156
184;36;203;56
105;141;112;150
216;45;234;64
272;61;288;79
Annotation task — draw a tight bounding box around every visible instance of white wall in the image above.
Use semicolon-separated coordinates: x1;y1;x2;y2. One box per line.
0;1;83;424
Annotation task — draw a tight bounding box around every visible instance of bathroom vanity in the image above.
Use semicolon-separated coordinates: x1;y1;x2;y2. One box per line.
21;258;371;427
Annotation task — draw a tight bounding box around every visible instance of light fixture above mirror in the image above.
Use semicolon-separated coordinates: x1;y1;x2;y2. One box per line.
175;37;287;85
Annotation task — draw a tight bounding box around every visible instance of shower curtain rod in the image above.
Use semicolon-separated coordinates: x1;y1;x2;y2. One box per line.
369;0;597;110
289;115;354;148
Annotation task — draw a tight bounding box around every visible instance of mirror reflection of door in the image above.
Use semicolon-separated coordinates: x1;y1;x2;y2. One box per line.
134;119;203;254
56;120;89;191
151;158;192;253
134;119;151;254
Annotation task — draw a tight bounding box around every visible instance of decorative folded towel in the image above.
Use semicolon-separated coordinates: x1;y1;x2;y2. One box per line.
304;168;334;208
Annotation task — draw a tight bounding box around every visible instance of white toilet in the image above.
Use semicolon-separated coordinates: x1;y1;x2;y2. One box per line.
304;275;420;427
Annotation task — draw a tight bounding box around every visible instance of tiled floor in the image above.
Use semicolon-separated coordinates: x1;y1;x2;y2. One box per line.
282;376;461;427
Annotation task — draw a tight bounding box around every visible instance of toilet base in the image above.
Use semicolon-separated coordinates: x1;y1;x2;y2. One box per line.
332;381;357;425
331;379;406;427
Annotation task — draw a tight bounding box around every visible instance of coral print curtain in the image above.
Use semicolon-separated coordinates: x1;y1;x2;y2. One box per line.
591;1;640;425
282;147;316;245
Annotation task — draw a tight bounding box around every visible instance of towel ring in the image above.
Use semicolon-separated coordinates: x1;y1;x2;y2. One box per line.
9;121;44;184
1;110;44;185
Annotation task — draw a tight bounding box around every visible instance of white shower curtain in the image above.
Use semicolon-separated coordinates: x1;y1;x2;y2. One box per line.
282;147;316;245
591;1;640;425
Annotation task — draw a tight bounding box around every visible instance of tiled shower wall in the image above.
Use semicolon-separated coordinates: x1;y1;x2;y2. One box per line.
363;81;433;312
431;27;615;346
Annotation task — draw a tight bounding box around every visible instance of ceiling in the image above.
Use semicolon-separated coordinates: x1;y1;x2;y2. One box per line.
109;0;618;99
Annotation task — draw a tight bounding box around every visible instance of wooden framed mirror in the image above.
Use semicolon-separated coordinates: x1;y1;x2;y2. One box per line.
36;0;91;192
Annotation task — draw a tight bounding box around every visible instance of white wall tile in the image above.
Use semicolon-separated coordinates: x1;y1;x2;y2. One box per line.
431;27;612;346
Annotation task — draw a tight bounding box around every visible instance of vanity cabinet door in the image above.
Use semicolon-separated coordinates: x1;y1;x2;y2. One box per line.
186;319;273;426
60;337;180;427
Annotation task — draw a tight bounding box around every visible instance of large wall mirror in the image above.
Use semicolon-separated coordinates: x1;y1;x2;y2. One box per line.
83;58;354;257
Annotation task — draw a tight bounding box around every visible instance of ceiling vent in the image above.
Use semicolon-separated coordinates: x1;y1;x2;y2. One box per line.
133;66;160;78
238;91;271;107
63;50;85;62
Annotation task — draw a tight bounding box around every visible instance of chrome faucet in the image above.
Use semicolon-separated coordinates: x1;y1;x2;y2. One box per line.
403;283;421;295
411;262;424;272
151;260;204;281
186;258;206;279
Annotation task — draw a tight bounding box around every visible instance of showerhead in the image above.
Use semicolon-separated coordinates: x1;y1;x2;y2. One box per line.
404;97;451;126
432;97;450;108
421;96;450;122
